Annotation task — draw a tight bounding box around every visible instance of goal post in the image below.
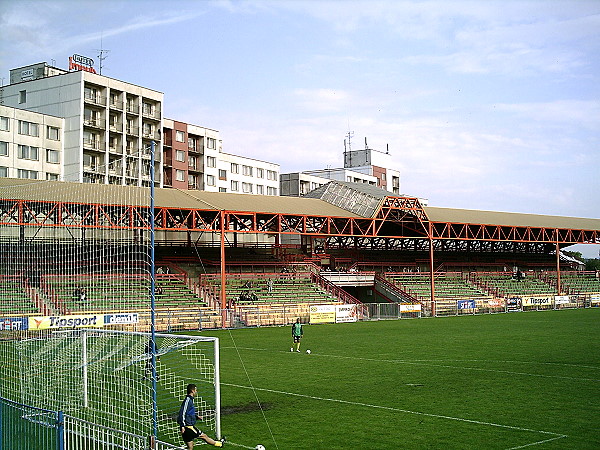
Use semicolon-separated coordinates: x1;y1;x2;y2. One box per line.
0;328;221;446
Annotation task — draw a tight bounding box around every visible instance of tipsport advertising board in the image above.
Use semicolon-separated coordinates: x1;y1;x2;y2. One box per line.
0;313;139;331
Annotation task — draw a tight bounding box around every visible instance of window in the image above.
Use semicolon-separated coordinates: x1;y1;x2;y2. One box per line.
18;169;37;179
19;90;26;104
175;150;185;162
0;141;8;156
207;156;216;168
46;149;60;164
189;155;197;170
231;163;239;174
242;182;253;193
242;165;253;176
18;121;39;137
176;169;185;182
256;185;264;195
231;180;238;191
0;116;9;131
18;145;39;161
83;154;98;170
267;186;277;196
142;102;154;116
219;187;227;193
46;126;60;141
206;137;216;149
381;173;386;181
188;174;197;188
142;123;152;137
206;175;216;186
175;131;185;142
188;138;196;151
0;166;7;177
46;173;59;181
256;168;264;178
267;170;277;181
218;169;227;180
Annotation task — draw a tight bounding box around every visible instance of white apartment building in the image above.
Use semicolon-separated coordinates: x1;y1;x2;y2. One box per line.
281;137;402;197
2;62;163;187
0;105;64;181
215;152;280;196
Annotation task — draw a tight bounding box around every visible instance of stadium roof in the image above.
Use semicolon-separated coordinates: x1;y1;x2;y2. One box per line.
0;179;599;243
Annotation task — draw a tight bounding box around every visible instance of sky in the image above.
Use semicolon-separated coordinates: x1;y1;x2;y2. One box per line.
1;0;599;257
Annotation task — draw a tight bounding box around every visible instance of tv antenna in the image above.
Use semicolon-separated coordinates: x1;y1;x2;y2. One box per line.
95;34;110;75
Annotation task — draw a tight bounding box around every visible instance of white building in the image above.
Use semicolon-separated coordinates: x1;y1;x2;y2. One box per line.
2;62;163;187
0;105;64;181
281;138;402;197
214;152;280;196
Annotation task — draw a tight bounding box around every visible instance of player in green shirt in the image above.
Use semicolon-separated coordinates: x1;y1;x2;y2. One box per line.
291;318;303;352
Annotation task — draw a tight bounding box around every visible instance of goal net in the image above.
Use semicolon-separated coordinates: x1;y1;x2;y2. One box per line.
0;329;221;445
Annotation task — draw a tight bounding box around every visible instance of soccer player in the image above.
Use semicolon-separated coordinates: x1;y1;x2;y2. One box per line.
178;384;225;448
291;318;303;352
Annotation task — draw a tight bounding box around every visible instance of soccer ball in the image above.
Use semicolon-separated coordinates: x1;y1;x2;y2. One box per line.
255;445;266;450
306;349;311;354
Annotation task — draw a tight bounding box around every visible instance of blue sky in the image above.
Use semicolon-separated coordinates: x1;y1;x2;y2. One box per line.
1;0;598;256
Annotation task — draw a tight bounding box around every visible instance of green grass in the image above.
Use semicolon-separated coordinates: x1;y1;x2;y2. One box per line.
196;309;600;449
2;309;599;449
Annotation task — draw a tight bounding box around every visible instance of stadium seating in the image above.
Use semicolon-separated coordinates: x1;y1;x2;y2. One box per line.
470;272;556;297
0;275;39;315
385;272;490;301
545;271;600;294
199;272;339;306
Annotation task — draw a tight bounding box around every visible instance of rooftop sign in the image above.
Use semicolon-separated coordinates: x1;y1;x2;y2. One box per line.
69;54;96;74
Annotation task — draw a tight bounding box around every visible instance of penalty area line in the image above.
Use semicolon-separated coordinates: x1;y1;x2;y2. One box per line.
222;382;567;440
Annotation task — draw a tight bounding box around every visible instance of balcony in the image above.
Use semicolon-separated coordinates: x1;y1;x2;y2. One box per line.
109;143;123;154
84;93;107;107
83;138;105;151
126;104;139;115
109;99;123;110
84;118;105;130
141;129;161;140
126;125;139;136
109;122;123;133
141;107;161;121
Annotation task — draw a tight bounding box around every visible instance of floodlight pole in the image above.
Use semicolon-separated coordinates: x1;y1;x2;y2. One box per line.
150;140;158;440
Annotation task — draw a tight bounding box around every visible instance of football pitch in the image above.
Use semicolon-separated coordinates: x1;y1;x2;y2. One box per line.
201;308;599;449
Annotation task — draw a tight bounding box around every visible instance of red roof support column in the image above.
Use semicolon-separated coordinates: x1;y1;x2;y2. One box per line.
429;222;436;317
555;240;562;295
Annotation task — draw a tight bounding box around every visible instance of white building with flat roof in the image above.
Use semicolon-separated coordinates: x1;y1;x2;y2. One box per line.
0;105;64;181
2;62;163;187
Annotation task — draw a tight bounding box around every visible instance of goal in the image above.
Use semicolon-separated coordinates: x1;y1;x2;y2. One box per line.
0;328;221;446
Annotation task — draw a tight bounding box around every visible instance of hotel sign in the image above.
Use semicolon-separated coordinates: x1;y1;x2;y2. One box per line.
69;54;96;74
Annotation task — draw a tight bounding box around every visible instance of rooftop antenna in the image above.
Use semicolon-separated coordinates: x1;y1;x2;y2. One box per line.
344;129;354;168
386;143;389;154
95;34;110;75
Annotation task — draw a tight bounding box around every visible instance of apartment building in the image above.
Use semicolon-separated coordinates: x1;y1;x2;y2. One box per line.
162;119;279;195
0;105;64;181
2;62;163;187
281;139;401;197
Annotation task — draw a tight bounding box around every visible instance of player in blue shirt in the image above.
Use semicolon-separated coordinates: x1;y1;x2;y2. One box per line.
178;384;225;448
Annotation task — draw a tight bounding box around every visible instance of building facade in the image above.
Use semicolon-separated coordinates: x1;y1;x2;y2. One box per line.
2;62;163;187
162;119;280;195
281;139;401;197
0;105;64;181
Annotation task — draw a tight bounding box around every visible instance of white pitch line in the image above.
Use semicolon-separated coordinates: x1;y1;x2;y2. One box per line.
222;347;600;382
221;381;567;440
506;434;569;449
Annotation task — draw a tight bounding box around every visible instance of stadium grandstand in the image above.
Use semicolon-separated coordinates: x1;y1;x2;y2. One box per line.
1;178;599;328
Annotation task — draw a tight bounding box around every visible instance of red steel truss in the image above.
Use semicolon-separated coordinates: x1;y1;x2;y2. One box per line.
0;197;598;245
